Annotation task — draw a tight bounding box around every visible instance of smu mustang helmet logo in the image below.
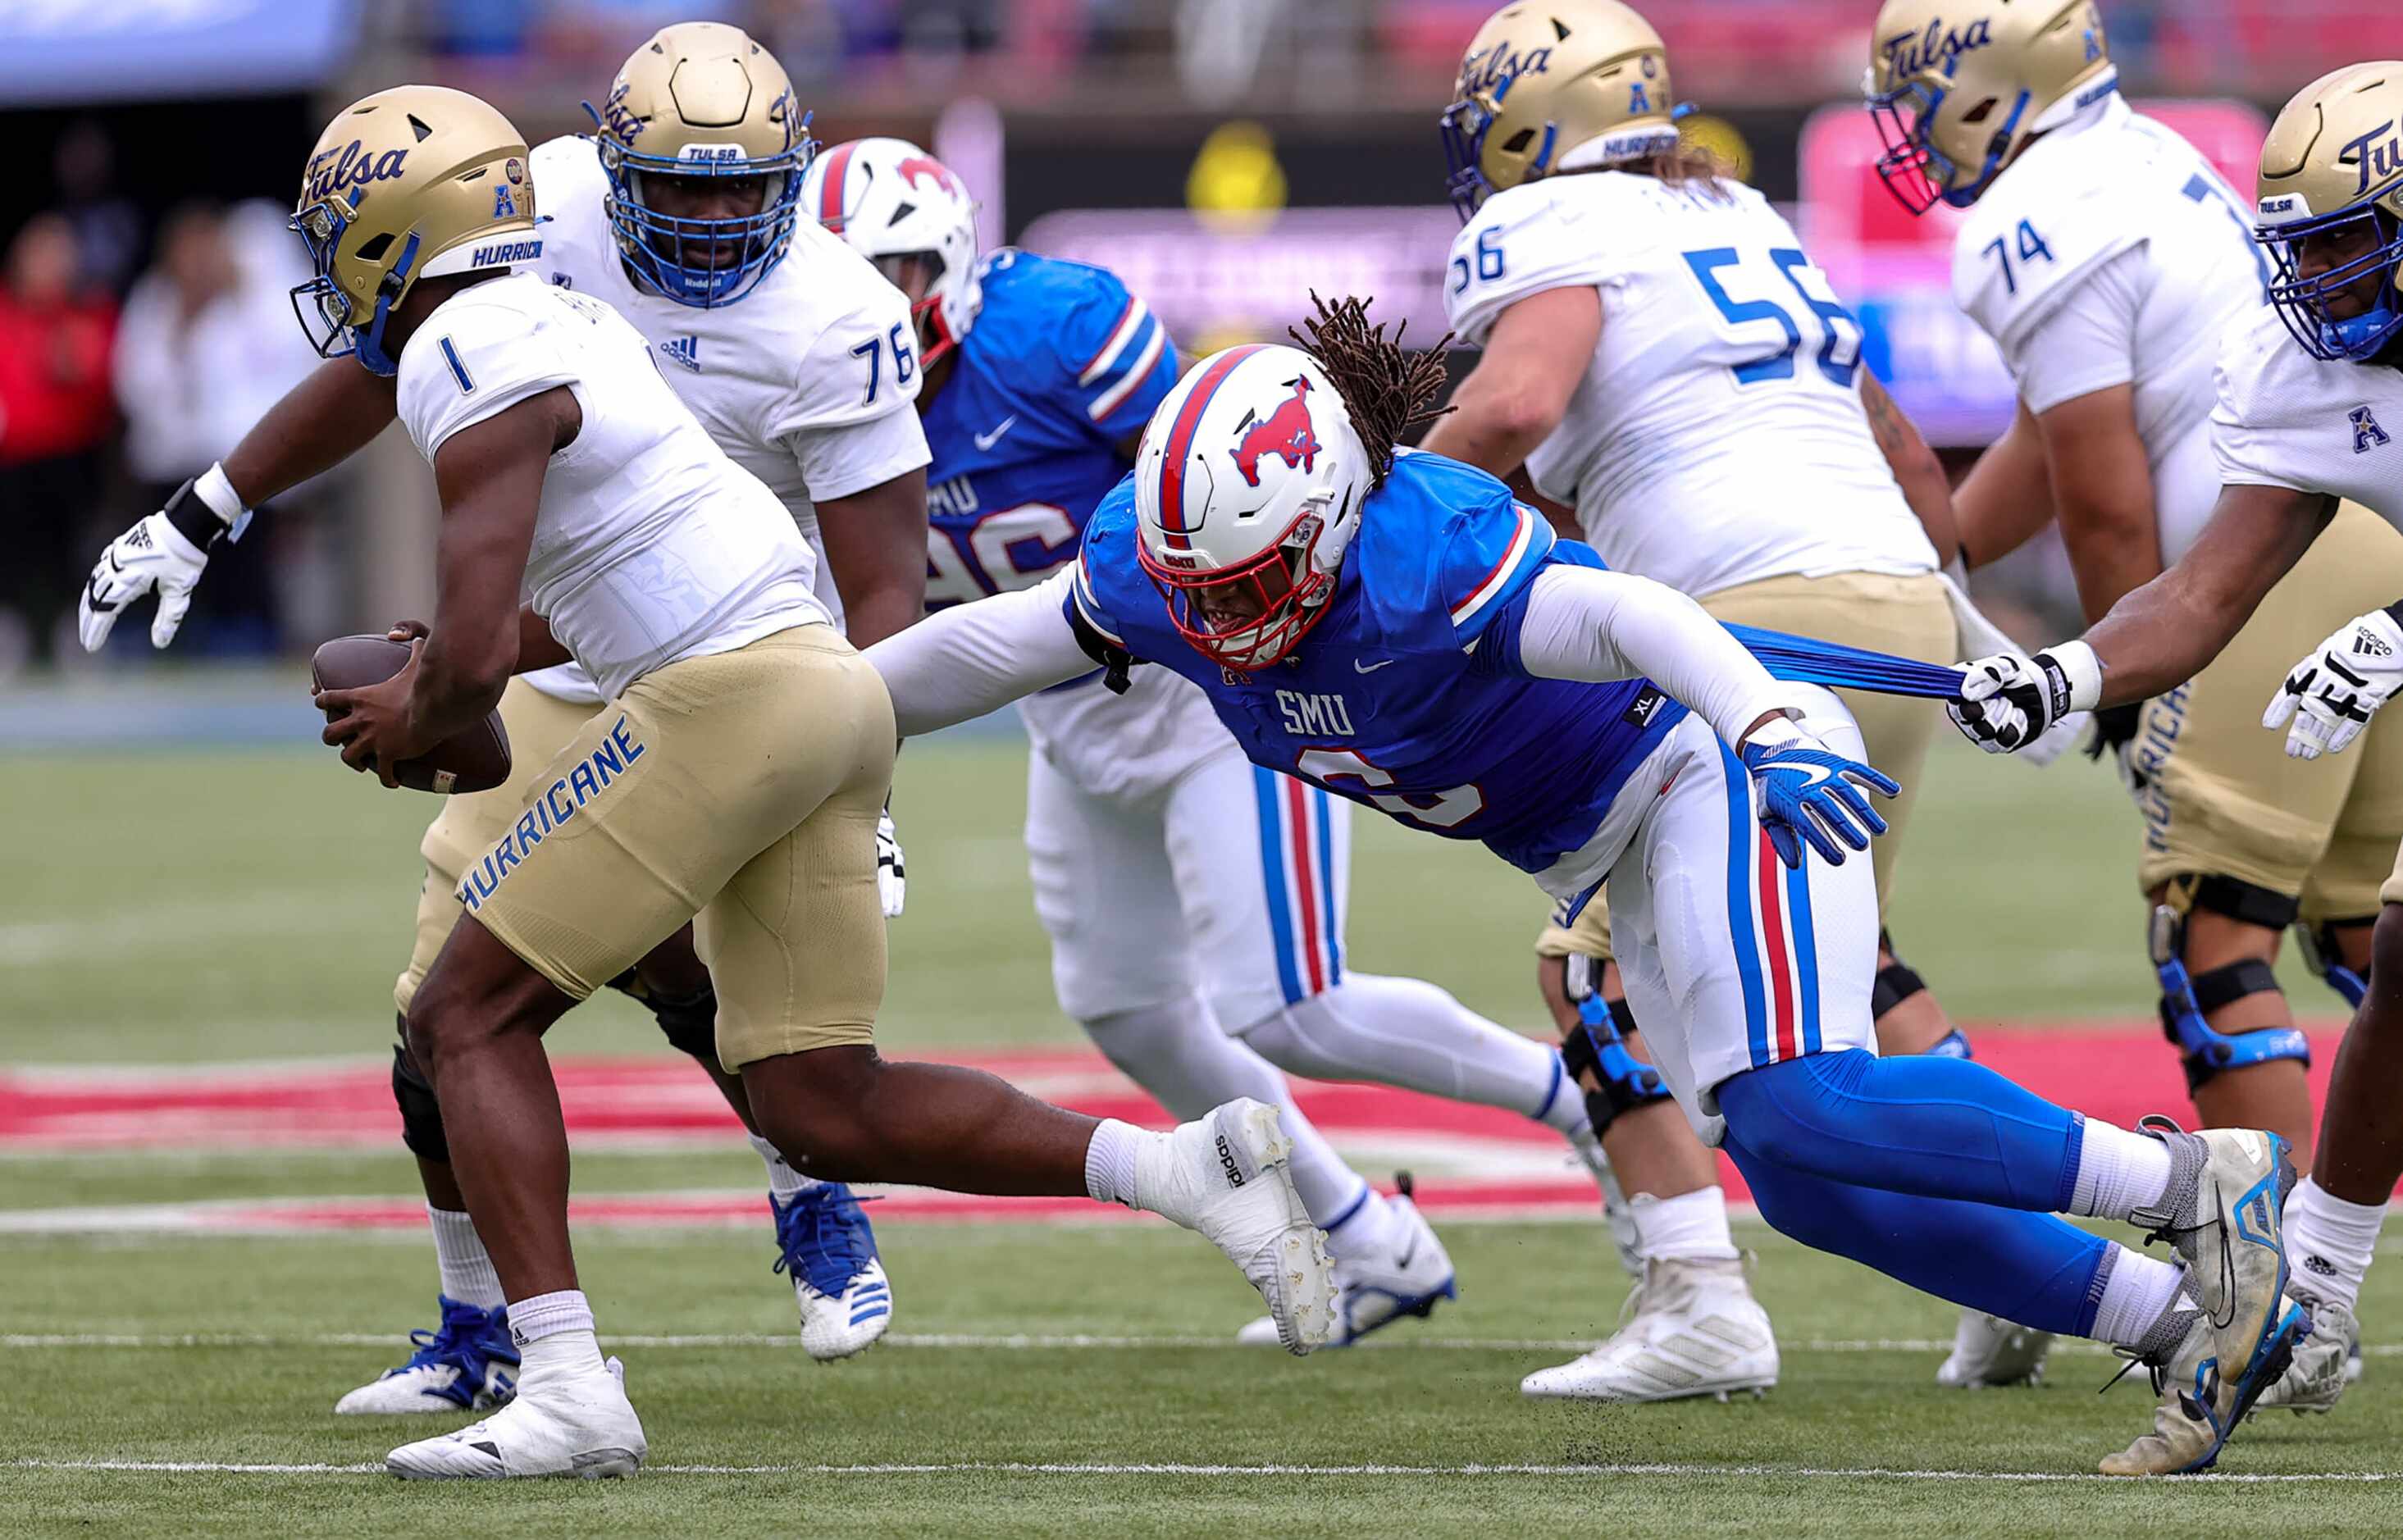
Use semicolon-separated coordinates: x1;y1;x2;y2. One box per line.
897;155;962;196
306;140;410;205
1229;377;1322;486
1880;16;1994;80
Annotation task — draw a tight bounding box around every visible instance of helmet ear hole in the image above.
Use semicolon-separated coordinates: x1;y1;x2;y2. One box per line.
354;233;394;262
1959;97;1999;125
1502;129;1537;153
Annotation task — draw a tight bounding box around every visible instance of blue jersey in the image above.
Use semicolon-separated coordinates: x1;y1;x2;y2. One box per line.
921;249;1179;608
1069;450;1689;878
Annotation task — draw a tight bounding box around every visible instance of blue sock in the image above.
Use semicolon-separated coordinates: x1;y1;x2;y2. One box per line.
1715;1049;2082;1214
1724;1130;2109;1335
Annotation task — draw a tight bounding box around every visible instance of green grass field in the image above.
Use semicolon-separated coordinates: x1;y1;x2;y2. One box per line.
2;718;2392;1536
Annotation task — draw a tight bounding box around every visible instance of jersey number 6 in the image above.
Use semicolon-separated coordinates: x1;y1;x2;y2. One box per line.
1297;747;1484;830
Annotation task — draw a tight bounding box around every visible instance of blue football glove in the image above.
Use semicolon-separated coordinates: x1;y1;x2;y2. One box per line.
1739;718;1901;870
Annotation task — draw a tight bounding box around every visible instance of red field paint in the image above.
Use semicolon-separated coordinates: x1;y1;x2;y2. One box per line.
0;1023;2371;1229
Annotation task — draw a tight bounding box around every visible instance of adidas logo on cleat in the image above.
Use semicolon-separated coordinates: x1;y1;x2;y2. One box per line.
1215;1132;1245;1187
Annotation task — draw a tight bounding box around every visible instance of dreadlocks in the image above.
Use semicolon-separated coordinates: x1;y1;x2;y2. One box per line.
1290;292;1453;487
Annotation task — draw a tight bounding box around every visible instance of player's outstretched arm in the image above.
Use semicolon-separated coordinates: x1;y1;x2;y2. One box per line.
78;359;400;652
1512;564;1803;748
1951;483;2332;753
1509;564;1897;868
861;571;1101;737
1416;287;1598;479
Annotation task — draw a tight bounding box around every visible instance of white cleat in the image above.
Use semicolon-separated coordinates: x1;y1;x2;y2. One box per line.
2262;1289;2358;1415
1935;1308;2052;1388
769;1185;894;1362
1237;1185;1457;1347
1140;1100;1336;1355
1521;1256;1778;1403
334;1296;518;1415
386;1354;645;1480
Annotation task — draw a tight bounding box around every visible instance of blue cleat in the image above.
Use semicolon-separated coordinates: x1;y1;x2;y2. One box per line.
335;1295;518;1415
772;1183;894;1361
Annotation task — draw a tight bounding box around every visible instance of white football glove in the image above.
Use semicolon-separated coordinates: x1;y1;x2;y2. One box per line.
2263;605;2403;760
1949;642;2102;754
875;803;906;919
77;471;247;652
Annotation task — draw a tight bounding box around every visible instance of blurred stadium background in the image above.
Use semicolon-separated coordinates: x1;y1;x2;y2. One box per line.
5;5;2399;1528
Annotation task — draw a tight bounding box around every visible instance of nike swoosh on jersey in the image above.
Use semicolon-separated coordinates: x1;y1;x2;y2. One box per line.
1353;658;1396;674
974;416;1019;451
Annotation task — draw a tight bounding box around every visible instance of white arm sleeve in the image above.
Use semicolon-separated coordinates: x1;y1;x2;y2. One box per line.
862;570;1097;737
1514;565;1803;748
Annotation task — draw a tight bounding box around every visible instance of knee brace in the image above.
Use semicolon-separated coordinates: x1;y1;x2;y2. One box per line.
2295;919;2373;1009
609;968;719;1064
1872;929;1929;1020
391;1019;449;1164
1560;991;1670;1136
2150;877;2310;1093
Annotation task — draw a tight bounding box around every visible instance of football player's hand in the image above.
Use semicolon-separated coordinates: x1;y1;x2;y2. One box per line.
2264;605;2403;760
317;639;429;789
1949;642;2100;754
876;801;906;918
1739;717;1900;870
76;475;244;652
79;513;210;652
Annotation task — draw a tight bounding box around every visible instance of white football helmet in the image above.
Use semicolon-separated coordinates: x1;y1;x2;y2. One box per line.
801;136;982;362
1132;344;1371;672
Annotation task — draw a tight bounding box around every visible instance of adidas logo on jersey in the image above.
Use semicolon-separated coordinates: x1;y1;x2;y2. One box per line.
659;335;702;373
2351;405;2392;455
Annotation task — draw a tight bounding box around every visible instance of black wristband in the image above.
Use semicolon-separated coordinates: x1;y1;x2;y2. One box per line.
2030;650;2075;719
162;478;231;552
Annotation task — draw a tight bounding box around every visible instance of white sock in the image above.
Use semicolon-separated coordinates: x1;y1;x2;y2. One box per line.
749;1132;818;1206
1082;1001;1362;1226
1083;1118;1145;1209
2067;1118;2175;1222
2088;1245;2188;1350
427;1205;505;1310
1628;1187;1740;1262
2285;1177;2387;1313
1239;974;1577;1128
507;1288;594;1343
1322;1182;1407;1263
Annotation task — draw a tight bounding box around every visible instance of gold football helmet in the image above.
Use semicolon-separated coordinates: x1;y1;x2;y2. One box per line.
1439;1;1679;220
588;21;812;308
2256;62;2403;362
290;85;538;376
1863;0;2115;214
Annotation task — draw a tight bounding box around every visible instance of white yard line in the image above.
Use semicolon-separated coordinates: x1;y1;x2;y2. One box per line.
2;1328;2396;1357
7;1456;2397;1483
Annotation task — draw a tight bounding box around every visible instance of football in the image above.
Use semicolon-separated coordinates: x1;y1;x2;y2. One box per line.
309;633;513;795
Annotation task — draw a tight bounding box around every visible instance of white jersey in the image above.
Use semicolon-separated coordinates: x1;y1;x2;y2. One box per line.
1954;93;2269;563
394;272;829;701
2214;303;2403;525
518;135;931;703
1443;172;1934;598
